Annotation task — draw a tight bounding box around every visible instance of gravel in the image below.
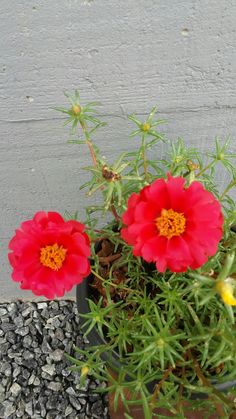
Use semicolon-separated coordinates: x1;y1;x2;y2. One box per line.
0;300;109;419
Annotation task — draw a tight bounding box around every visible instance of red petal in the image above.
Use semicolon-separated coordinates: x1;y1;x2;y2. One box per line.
65;254;90;276
141;235;167;263
138;223;158;241
47;212;65;224
166;175;186;211
146;178;170;210
184;236;209;269
127;193;141;208
134;202;159;223
72;233;91;257
66;220;85;233
166;237;193;272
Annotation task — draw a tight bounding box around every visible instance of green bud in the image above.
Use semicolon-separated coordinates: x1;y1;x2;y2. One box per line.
71;104;81;115
141;123;150;132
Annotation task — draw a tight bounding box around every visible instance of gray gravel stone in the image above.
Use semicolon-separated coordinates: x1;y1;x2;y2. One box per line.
42;337;52;353
41;308;50;319
28;373;36;385
47;381;62;392
0;307;7;315
23;358;38;370
0;300;109;418
66;386;77;396
42;364;56;376
22;307;32;317
24;317;33;326
22;368;30;380
23;350;34;360
25;400;33;416
16;404;25;418
1;342;10;356
46;410;59;419
61;368;71;377
7;302;17;314
91;400;105;416
13;316;24;328
49;348;64;362
23;334;32;347
35;323;43;334
65;405;73;416
77;396;87;405
15;326;29;336
10;382;22;397
0;322;16;332
13;356;23;366
5;330;16;344
12;364;21;378
69;395;82;411
37;302;48;309
65;321;73;333
54;328;64;340
45;316;61;329
29;323;37;335
46;395;59;410
1;401;16;417
89;393;102;402
33;377;41;386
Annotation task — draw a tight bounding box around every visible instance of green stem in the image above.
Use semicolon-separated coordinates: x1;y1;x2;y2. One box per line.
90;269;141;295
91;269;104;282
217;252;235;281
80;119;120;223
80;120;97;167
220;180;236;200
196;160;215;177
141;134;149;181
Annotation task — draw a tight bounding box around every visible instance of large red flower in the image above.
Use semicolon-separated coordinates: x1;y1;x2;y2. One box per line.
121;175;223;273
8;212;91;299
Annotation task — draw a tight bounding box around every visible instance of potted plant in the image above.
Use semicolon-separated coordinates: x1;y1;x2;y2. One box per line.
9;91;236;418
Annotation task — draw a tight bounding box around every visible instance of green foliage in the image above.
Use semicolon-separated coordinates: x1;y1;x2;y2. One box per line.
56;91;236;418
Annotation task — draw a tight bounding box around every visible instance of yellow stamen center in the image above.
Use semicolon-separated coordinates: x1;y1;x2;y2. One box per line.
40;243;67;271
156;209;186;239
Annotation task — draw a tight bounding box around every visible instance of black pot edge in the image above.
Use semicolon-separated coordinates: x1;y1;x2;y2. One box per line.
76;273;129;370
76;276;236;398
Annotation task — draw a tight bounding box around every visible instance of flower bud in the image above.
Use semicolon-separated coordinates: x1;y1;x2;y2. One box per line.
217;152;225;161
216;278;236;306
141;123;150;132
71;104;81;115
81;365;89;377
187;160;200;171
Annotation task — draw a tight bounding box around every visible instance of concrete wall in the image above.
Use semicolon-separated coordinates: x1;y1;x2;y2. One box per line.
1;0;235;300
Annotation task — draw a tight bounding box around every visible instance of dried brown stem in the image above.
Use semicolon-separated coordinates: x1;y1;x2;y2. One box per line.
150;366;174;411
98;253;122;265
110;203;121;221
188;349;235;415
80;120;97;167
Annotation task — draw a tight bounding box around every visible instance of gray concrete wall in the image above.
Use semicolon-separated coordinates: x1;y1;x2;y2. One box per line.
1;0;236;300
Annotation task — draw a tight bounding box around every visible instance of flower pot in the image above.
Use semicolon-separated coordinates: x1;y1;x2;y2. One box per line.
76;276;236;418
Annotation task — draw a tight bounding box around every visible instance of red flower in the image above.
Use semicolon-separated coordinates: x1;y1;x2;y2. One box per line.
8;212;91;299
121;175;223;273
